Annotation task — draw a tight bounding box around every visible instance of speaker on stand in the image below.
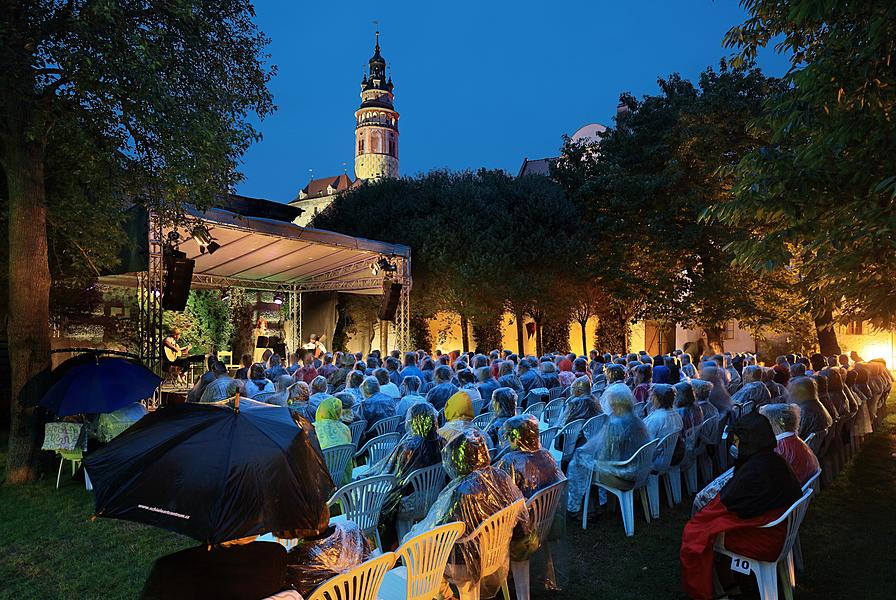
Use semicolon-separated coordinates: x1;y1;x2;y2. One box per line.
378;280;402;321
162;250;195;311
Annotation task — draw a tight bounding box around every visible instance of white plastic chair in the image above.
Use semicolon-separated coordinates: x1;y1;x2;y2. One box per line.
714;488;814;600
328;474;396;550
669;424;700;502
582;438;658;534
549;419;584;464
541;399;564;427
353;433;402;478
509;481;567;600
697;415;720;486
548;387;563;401
322;444;355;487
523;401;545;421
471;412;492;429
308;551;397;600
646;431;680;519
378;521;465;600
632;401;646;418
792;469;821;573
454;500;525;600
538;427;559;452
372;415;403;437
396;464;447;540
349;419;368;449
582;414;608;439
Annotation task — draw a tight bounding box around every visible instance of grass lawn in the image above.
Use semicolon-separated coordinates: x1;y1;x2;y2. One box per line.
2;396;894;600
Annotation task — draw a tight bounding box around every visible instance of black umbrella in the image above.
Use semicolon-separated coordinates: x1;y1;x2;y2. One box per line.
83;400;335;544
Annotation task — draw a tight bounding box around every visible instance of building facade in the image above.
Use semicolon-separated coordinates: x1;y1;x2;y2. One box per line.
354;32;400;181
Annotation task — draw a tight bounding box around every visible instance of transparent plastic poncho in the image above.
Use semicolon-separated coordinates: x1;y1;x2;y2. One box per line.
359;391;396;431
730;381;771;407
559;376;599;427
495;416;565;562
284;520;371;596
788;379;833;439
407;429;528;598
483;387;517;448
364;403;443;527
437;390;476;443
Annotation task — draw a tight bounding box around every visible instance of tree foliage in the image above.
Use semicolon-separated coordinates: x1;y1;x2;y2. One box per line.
711;0;896;328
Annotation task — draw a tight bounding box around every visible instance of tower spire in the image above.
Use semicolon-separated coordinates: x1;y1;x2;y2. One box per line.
355;28;399;181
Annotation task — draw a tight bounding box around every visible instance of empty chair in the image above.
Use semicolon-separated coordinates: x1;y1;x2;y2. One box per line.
372;415;403;437
509;481;567;600
307;551;397;600
549;419;584;464
322;444;355;487
471;412;492;429
582;414;608;440
353;433;402;477
714;489;814;600
541;399;564;427
538;427;559;453
42;422;86;490
454;500;525;600
646;431;680;519
522;402;545;421
327;474;396;550
378;521;466;600
349;419;368;449
583;438;658;535
396;464;448;540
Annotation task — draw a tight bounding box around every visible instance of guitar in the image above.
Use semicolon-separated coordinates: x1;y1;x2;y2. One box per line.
164;342;192;362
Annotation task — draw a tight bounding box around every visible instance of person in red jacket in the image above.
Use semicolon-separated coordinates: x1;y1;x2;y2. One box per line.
680;411;802;600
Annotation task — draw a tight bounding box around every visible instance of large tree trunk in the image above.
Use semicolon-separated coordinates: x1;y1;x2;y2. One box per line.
705;326;724;354
535;320;543;358
579;320;588;356
814;309;841;357
4;130;52;484
514;309;525;356
459;314;469;353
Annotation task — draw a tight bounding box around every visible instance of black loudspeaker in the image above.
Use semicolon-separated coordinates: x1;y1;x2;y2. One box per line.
162;255;195;311
378;280;402;321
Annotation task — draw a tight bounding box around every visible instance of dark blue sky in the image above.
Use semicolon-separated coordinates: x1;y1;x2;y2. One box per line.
237;0;790;202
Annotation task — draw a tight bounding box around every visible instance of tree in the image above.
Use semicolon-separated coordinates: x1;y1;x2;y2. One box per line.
1;1;274;482
711;0;896;338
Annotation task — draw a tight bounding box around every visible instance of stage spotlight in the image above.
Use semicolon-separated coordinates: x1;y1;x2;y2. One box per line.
273;291;285;305
192;225;219;254
371;256;398;276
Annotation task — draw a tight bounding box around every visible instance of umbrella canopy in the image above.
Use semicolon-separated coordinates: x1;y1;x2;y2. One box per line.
40;355;161;416
83;400;335;544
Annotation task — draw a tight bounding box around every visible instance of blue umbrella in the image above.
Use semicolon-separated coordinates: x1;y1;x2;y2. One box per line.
40;356;162;416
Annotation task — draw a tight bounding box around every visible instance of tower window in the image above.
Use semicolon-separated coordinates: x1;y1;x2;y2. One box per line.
358;138;364;153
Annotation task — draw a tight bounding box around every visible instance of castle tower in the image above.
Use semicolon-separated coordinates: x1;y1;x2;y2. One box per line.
354;32;399;181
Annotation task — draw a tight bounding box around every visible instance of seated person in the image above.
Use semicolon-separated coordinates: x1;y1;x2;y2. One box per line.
359;376;396;432
518;358;546;394
315;396;353;485
559;376;599;427
700;365;733;418
426;365;459;411
94;401;147;443
374;367;401;399
244;364;274;398
305;376;331;422
759;403;820;484
475;366;500;407
566;384;650;516
438;390;476;443
483;387;518;448
456;368;483;407
285;519;371;598
643;383;684;468
787;376;834;439
263;375;293;407
540;360;561;390
673;380;704;436
333;391;361;425
198;362;235;403
497;360;525;397
344;370;365;404
395;376;427;426
632;364;652;405
690;379;719;422
407;430;528;600
730;365;771;407
680;411;802;600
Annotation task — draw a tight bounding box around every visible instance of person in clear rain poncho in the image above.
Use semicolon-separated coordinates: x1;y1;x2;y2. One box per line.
363;402;444;545
407;429;528;600
674;381;704;435
314;396;353;486
483;387;518;448
359;376;396;433
730;366;771;408
566;383;650;514
561;376;599;426
643;384;684;469
438;390;476;443
787;376;833;439
759;403;819;484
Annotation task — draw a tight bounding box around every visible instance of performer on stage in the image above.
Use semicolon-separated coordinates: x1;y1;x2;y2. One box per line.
302;334;327;359
163;327;205;385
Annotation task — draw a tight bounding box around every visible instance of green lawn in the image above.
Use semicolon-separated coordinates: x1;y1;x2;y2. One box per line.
2;399;894;600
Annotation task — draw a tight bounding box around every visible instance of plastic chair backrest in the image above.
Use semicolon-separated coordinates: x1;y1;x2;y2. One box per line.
542;399;564;426
523;402;546;420
461;500;525;580
372;415;403;437
526;480;568;545
555;419;585;461
549;387;563;401
472;412;493;429
395;521;465;600
349;420;368;449
356;433;402;463
582;414;608;439
322;444;354;485
253;391;277;403
559;386;571;399
761;488;814;562
42;422;84;452
804;429;824;455
633;401;646;418
404;464;447;521
606;439;659;488
742;400;755;416
539;427;560;450
652;431;680;472
327;474;396;533
698;415;719;449
307;551;397;600
802;469;822;494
